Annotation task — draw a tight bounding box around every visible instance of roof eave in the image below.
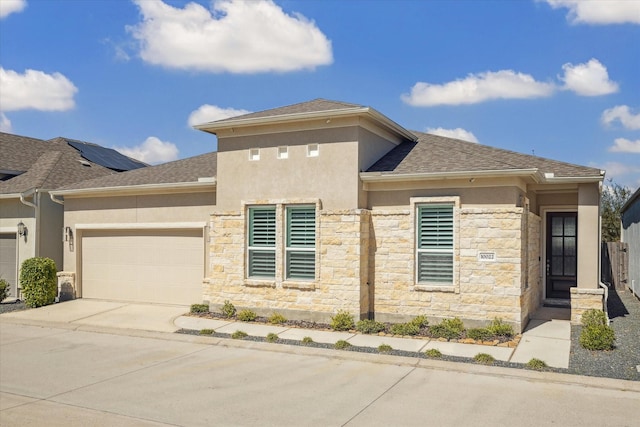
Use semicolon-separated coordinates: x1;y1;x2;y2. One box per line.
195;107;417;142
50;180;216;198
360;168;545;183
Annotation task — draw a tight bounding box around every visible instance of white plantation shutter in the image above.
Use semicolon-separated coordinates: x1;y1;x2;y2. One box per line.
417;205;453;284
286;206;316;279
248;207;276;277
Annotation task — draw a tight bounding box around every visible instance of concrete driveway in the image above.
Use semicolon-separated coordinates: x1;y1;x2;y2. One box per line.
1;321;638;427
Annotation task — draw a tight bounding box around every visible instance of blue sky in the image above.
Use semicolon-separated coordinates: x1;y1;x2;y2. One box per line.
1;0;639;188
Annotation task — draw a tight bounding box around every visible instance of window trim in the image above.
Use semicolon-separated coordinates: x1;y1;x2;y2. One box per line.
411;196;459;292
247;206;276;279
285;205;316;281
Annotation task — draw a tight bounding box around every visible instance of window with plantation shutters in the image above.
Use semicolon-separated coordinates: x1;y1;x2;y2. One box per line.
286;206;316;280
248;207;276;278
417;205;454;284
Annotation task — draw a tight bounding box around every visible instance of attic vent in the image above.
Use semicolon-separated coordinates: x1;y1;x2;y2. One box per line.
307;144;319;157
249;148;260;161
478;252;496;262
78;160;92;167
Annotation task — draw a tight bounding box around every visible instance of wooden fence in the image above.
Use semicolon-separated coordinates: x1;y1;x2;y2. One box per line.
601;242;628;290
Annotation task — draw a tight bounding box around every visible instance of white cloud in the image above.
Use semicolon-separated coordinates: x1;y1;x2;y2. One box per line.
609;138;640;154
402;70;555;106
601;105;640;130
559;59;618;96
426;127;479;143
114;136;179;164
0;67;78;111
543;0;640;25
0;0;27;19
0;113;12;132
188;104;251;127
129;0;332;73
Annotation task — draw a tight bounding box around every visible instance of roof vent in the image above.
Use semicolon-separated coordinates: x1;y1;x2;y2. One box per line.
78;160;92;167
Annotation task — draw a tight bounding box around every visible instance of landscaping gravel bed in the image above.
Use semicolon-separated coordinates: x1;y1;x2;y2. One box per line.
0;300;27;314
569;289;640;381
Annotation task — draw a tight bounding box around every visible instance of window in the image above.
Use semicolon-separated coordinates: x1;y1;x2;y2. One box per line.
277;146;288;159
417;204;453;284
249;148;260;161
286;206;316;279
248;207;276;278
307;144;319;157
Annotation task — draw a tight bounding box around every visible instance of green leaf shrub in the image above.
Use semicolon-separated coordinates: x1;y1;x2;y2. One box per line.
330;310;355;331
20;257;57;308
301;336;314;345
410;315;429;329
334;339;351;350
266;333;279;343
467;328;493;341
473;353;495;365
356;319;386;334
487;318;514;338
0;278;10;302
190;303;209;314
430;318;465;339
199;329;214;335
221;300;236;318
390;322;420;336
581;309;607;328
269;312;287;324
526;358;548;370
378;344;393;353
231;330;248;339
425;348;442;358
580;324;615;350
237;309;257;322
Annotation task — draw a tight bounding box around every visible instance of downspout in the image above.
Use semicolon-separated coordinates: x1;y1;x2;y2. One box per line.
597;179;610;324
19;188;37;208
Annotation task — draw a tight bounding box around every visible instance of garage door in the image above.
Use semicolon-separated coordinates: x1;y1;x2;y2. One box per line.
81;229;204;305
0;234;17;298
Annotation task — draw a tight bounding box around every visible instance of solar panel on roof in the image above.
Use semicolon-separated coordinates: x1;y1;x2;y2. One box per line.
66;140;147;172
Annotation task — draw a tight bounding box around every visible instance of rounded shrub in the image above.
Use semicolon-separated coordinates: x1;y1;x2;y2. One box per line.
467;328;493;341
579;324;615;350
430;317;465;339
356;319;386;334
487;318;514;338
581;309;607;328
237;309;257;322
221;300;236;318
425;348;443;358
473;353;495;365
0;278;10;302
269;312;287;324
20;257;57;308
526;358;548;370
390;322;420;336
330;310;355;331
190;303;209;314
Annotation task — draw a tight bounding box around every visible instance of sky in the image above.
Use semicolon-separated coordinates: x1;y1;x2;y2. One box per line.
1;0;639;189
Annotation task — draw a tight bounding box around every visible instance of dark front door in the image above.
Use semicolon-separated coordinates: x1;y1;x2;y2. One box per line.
546;212;577;299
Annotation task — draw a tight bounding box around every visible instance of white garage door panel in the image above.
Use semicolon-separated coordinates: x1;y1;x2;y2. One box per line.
82;229;204;305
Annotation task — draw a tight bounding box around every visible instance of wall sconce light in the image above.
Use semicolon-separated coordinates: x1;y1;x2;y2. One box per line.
64;226;73;242
17;221;26;237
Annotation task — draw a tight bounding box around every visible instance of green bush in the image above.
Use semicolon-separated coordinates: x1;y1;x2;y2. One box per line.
487;318;514;338
0;278;10;302
425;348;442;358
266;333;279;343
199;329;214;335
231;330;247;339
467;328;493;341
237;309;257;322
330;310;355;331
302;336;314;345
526;358;548;370
190;303;209;314
221;300;236;318
269;312;287;324
410;315;429;329
390;322;420;336
19;257;57;308
579;324;615;350
334;340;351;350
378;344;393;353
356;319;386;334
430;318;465;339
473;353;495;365
581;309;607;328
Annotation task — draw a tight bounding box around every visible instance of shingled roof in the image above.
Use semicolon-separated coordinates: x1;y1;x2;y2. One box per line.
366;132;602;178
54;151;217;192
0;132;116;194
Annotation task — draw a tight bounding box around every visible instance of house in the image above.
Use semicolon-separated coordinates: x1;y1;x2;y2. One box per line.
50;153;217;305
621;187;640;298
0;132;146;300
52;99;605;331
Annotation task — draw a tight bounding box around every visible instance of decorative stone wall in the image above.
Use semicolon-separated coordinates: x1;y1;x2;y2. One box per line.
371;207;527;331
520;212;542;326
570;287;605;324
203;207;368;323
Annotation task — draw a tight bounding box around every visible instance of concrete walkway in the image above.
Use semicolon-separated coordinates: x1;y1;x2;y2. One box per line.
1;299;572;369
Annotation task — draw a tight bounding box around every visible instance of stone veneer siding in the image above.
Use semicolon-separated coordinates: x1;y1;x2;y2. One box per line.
203;207;369;323
570;287;605;324
520;212;542;326
371;207;528;331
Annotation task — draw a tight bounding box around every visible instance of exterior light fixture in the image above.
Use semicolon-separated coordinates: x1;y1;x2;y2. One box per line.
17;221;26;237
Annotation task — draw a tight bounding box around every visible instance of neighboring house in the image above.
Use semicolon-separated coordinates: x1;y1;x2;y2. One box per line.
621;187;640;298
52;99;605;331
50;153;217;305
0;132;146;300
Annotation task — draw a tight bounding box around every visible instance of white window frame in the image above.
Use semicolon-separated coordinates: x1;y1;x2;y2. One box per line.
285;205;316;280
247;206;276;278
